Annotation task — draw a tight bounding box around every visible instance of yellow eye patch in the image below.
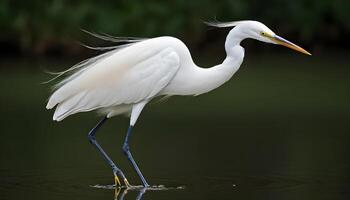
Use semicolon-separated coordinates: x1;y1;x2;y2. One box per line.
260;31;273;38
260;32;266;36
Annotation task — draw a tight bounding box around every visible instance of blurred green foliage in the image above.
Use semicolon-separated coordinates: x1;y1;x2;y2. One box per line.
0;0;349;55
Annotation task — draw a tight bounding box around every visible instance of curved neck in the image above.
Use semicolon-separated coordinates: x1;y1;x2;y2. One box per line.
162;29;246;96
166;48;244;96
225;26;246;56
191;27;246;95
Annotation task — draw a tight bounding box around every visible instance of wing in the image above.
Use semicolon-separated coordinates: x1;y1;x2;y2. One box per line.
47;41;180;121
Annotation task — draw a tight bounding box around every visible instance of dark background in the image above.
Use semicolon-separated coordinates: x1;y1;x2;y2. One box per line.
0;1;349;200
1;0;349;57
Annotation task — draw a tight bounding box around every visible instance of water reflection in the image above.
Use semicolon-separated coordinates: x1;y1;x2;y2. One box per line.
114;187;146;200
92;184;185;200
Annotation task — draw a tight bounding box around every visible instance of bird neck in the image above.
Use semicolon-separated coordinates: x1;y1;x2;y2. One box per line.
180;28;246;96
161;28;245;96
185;47;244;96
225;26;246;55
200;26;246;93
191;28;246;95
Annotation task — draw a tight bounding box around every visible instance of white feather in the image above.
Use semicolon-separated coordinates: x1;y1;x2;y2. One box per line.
47;22;259;121
204;20;254;28
47;37;182;121
45;31;146;87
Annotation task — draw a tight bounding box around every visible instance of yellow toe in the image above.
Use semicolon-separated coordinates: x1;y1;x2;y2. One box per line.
114;175;121;187
124;178;131;188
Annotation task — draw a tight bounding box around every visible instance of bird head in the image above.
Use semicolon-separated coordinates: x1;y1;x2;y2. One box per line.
205;20;311;55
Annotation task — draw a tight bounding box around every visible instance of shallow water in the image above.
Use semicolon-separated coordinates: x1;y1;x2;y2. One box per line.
0;55;350;200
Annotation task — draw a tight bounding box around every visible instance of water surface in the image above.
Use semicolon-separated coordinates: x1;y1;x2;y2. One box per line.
0;55;350;200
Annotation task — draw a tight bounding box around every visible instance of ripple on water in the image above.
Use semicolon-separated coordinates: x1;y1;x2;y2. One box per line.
0;168;119;197
0;168;187;198
90;184;185;190
0;168;330;198
204;173;308;192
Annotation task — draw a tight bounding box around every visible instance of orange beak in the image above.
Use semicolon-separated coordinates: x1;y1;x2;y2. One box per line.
271;35;311;56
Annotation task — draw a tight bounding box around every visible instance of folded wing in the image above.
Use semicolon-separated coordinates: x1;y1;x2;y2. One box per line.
46;42;180;121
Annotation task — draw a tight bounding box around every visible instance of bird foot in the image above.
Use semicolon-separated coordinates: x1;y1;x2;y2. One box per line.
114;175;121;187
114;175;132;188
123;178;132;188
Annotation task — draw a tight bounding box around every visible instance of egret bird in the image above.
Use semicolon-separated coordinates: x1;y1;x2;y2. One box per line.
46;20;311;188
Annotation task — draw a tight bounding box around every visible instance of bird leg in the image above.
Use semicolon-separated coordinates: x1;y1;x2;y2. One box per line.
123;178;132;188
88;116;130;188
114;175;121;186
122;125;150;187
114;168;132;188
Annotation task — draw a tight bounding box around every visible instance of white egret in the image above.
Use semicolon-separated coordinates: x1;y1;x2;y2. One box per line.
46;20;311;188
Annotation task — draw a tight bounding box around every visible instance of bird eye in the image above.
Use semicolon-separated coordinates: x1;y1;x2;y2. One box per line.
261;32;266;36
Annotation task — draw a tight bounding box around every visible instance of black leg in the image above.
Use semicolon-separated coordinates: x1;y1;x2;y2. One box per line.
122;126;149;187
88;116;129;186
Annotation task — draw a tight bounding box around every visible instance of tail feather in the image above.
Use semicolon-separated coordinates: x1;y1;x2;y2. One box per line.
46;87;68;110
52;92;87;121
46;93;59;109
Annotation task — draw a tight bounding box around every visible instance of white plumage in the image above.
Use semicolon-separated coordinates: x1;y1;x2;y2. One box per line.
47;37;182;121
47;21;310;123
46;20;311;188
47;35;243;122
